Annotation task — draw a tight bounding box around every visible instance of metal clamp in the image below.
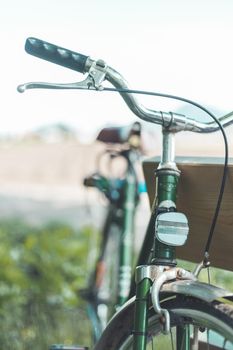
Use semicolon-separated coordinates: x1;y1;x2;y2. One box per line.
88;59;108;90
135;265;166;284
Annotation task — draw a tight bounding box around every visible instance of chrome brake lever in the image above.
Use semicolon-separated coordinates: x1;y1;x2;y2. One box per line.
17;59;108;93
17;77;95;93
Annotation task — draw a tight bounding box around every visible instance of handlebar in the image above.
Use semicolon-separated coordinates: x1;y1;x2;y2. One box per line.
17;37;233;134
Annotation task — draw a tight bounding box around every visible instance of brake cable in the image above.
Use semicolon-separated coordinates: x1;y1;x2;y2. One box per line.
99;86;229;265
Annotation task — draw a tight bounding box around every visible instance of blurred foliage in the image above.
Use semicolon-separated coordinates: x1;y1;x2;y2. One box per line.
0;219;97;349
0;218;232;349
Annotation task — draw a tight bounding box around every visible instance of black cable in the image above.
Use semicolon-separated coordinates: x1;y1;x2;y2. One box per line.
102;86;229;260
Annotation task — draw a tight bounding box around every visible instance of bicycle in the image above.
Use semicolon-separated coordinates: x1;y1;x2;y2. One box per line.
79;122;144;342
18;37;233;349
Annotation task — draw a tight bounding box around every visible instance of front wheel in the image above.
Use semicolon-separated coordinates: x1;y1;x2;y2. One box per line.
94;296;233;349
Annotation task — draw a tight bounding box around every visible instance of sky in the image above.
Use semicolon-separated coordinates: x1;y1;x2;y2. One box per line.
1;0;233;142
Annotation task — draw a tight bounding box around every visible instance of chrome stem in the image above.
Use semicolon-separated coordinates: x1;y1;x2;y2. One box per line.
158;130;179;172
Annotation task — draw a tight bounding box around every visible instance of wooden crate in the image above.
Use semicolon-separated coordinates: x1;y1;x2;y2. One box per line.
143;157;233;271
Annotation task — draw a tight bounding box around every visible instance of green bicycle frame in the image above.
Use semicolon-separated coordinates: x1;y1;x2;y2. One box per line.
88;149;140;340
82;147;140;342
133;130;190;350
117;166;138;307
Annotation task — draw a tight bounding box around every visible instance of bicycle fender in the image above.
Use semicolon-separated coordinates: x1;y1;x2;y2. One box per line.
94;282;233;349
161;279;233;303
107;280;233;325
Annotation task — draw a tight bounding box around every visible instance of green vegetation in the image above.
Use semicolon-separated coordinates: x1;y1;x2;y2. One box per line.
0;219;232;349
0;219;97;349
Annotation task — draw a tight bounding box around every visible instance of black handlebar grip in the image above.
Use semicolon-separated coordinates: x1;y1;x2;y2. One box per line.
25;37;89;73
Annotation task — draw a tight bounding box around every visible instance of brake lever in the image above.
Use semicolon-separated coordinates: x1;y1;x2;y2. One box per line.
17;77;95;93
17;59;107;93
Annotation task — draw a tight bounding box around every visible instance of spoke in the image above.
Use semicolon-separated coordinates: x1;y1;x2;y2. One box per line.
207;266;211;284
176;325;190;350
151;336;154;350
191;327;199;350
206;329;210;350
170;329;175;350
148;334;154;350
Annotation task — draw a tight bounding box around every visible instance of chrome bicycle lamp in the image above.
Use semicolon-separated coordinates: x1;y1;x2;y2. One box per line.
155;212;189;246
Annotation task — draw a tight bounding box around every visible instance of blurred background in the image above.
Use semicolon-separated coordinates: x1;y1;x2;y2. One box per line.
0;0;233;348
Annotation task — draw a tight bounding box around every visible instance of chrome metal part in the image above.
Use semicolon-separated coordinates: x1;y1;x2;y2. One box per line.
193;260;206;277
151;268;177;334
105;67;186;131
176;268;197;281
88;59;108;89
17;78;96;93
158;200;176;209
150;267;197;334
18;54;233;132
135;265;166;284
191;327;199;350
193;253;211;277
161;279;233;302
155;212;189;246
158;130;179;172
17;59;108;93
105;65;233;133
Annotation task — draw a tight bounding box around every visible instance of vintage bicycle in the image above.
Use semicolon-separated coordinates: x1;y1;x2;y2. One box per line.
18;37;233;350
79;121;145;342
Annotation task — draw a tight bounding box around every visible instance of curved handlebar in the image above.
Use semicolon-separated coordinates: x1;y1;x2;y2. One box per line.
105;66;233;133
17;37;233;134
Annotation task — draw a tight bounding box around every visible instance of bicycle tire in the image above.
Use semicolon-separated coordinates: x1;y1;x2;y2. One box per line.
94;295;233;349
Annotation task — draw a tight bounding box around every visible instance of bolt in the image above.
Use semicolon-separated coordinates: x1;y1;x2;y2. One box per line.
178;269;186;278
96;59;106;68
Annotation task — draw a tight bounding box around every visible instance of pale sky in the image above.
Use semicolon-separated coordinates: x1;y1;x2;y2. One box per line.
1;0;233;141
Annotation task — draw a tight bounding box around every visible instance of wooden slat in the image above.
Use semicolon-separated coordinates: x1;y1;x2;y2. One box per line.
143;157;233;271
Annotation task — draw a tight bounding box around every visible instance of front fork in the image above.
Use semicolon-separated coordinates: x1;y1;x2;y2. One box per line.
133;129;189;349
133;265;196;350
132;170;178;350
